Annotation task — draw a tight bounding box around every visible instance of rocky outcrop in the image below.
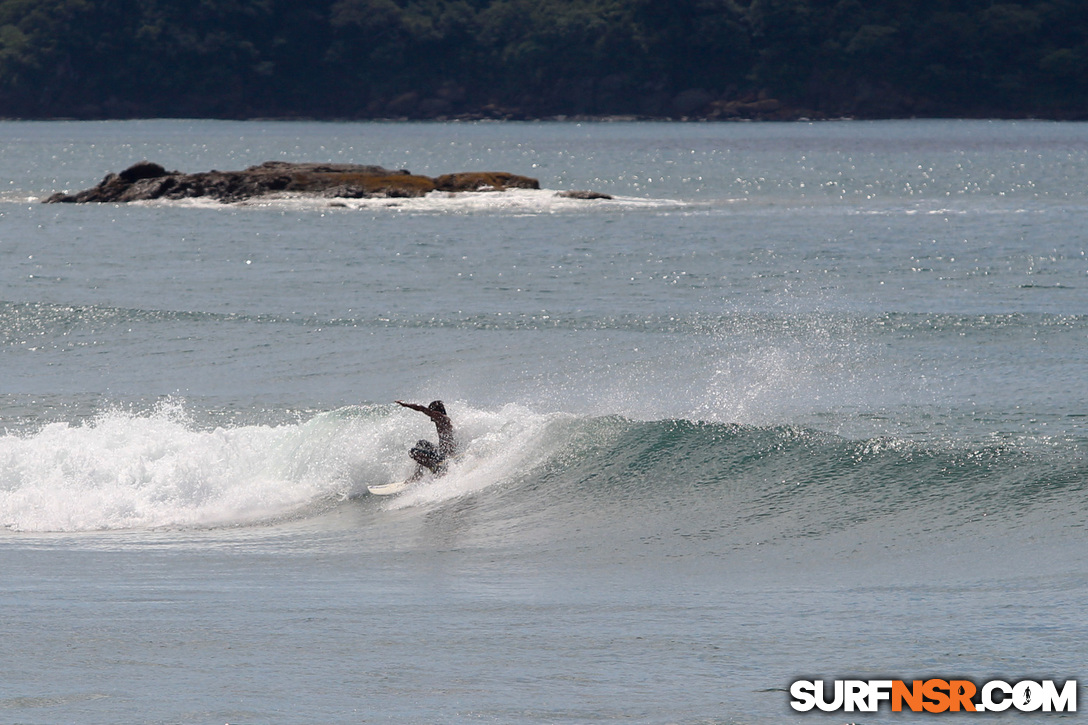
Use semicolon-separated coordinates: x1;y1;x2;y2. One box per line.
556;189;613;200
44;161;542;203
433;172;540;192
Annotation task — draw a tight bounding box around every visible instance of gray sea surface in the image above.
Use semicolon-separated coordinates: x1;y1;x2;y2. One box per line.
1;120;1086;724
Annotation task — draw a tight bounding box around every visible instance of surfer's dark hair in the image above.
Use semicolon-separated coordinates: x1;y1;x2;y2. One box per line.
428;400;446;415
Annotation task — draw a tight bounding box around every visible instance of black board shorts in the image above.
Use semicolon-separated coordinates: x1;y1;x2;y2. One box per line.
410;439;447;474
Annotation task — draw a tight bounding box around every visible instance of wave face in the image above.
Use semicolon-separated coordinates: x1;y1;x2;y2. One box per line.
4;401;1084;546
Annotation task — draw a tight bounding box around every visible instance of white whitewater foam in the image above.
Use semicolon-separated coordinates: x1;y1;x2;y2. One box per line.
0;400;575;531
0;402;367;532
147;187;688;213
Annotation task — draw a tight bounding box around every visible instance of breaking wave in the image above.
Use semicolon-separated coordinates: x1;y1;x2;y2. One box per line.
2;400;1084;540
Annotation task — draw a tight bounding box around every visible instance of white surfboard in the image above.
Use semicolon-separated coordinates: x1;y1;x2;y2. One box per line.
367;480;414;496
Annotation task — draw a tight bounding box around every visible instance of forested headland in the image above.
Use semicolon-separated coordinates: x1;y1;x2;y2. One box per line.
1;0;1087;120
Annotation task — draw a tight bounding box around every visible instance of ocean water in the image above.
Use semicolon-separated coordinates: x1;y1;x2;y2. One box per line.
1;119;1086;724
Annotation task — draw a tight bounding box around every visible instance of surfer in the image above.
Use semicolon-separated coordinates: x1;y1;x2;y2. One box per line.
396;400;456;480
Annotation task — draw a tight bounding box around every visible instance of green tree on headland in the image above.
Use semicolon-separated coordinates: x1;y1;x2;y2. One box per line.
0;0;1086;119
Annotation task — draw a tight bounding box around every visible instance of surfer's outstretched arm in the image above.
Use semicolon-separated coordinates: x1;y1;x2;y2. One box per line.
398;398;435;415
396;400;444;423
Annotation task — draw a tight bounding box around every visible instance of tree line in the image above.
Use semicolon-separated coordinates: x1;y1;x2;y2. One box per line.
1;0;1086;120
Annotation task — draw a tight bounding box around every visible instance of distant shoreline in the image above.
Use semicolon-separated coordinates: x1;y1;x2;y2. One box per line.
3;1;1085;125
6;110;1087;123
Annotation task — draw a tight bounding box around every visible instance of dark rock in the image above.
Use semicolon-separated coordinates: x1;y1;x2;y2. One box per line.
709;97;788;120
433;172;540;192
672;88;715;116
43;162;541;204
741;98;782;114
118;161;169;182
417;98;452;117
386;92;421;117
435;83;466;103
556;190;612;200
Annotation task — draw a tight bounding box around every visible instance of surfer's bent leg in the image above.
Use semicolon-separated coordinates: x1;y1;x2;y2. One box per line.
410;439;444;474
